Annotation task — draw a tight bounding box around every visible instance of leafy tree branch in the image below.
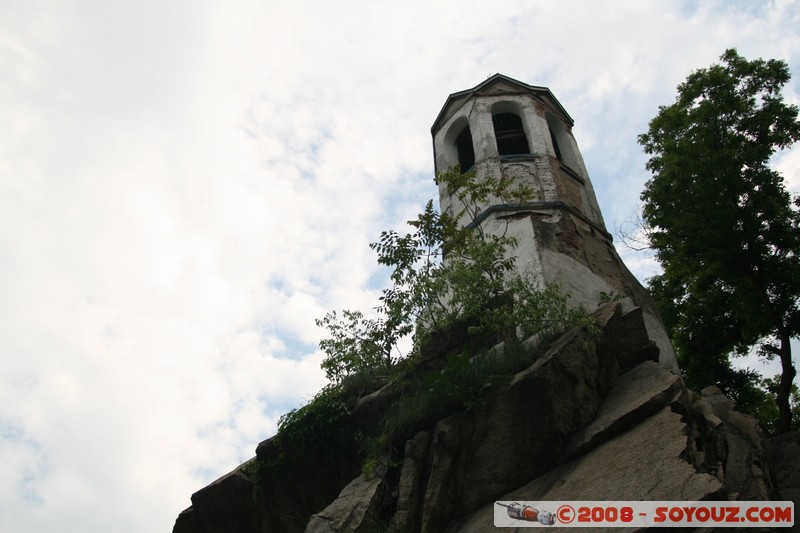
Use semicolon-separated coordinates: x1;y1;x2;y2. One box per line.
316;168;588;384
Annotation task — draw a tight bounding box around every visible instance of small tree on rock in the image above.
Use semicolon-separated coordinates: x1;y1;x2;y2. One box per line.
317;168;590;384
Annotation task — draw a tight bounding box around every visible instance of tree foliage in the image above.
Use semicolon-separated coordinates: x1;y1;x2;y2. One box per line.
316;168;591;384
639;49;800;433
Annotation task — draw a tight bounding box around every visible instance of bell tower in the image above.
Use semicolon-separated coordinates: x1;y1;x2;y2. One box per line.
432;74;678;373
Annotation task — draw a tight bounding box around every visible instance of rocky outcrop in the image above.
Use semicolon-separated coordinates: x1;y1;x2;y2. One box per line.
451;407;723;532
172;304;783;533
305;474;384;533
173;460;262;533
766;430;800;514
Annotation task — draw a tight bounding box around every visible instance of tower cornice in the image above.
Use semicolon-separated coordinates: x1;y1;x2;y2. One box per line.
431;74;573;135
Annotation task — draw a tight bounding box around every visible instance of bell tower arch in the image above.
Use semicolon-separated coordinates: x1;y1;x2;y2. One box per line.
431;74;678;373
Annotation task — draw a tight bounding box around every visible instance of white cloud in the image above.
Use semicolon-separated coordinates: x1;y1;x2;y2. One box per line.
1;0;799;531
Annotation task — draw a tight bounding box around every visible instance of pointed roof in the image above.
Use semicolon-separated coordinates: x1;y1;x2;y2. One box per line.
431;74;574;134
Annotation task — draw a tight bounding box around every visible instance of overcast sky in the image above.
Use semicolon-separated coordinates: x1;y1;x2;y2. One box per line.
1;1;799;532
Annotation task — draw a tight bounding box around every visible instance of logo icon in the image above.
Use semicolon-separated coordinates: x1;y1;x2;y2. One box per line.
496;502;556;525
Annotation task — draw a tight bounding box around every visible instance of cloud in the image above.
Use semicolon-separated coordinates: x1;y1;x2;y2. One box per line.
0;1;799;532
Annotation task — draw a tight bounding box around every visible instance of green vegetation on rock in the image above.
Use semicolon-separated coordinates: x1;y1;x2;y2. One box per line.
265;169;594;477
317;168;590;383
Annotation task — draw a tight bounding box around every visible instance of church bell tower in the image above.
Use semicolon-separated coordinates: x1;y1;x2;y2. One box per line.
432;74;678;372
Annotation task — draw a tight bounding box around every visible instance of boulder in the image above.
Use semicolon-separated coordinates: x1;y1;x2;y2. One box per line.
766;430;800;511
173;460;262;533
562;360;681;460
305;474;384;533
693;386;776;501
389;431;432;533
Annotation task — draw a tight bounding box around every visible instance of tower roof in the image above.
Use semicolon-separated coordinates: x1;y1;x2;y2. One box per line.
431;74;574;134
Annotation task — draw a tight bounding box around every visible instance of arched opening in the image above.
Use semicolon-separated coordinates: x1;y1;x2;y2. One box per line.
549;127;562;161
546;112;578;170
455;125;475;172
442;116;474;173
492;112;531;156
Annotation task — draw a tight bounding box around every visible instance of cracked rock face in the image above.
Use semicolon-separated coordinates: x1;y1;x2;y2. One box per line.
766;430;800;513
172;305;779;533
451;406;724;532
305;475;383;533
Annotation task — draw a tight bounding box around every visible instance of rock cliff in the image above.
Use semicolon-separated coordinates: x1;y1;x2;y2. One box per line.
172;303;794;532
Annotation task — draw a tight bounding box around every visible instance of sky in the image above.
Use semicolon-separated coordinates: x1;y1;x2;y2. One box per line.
1;1;799;532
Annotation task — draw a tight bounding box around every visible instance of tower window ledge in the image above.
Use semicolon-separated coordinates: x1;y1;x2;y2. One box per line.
460;164;476;174
499;154;537;163
559;162;585;184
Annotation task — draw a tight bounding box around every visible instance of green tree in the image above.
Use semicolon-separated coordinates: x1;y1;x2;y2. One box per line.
638;49;800;433
743;374;800;434
317;168;590;383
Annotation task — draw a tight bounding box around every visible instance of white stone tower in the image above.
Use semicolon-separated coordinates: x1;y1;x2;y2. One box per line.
432;74;678;372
